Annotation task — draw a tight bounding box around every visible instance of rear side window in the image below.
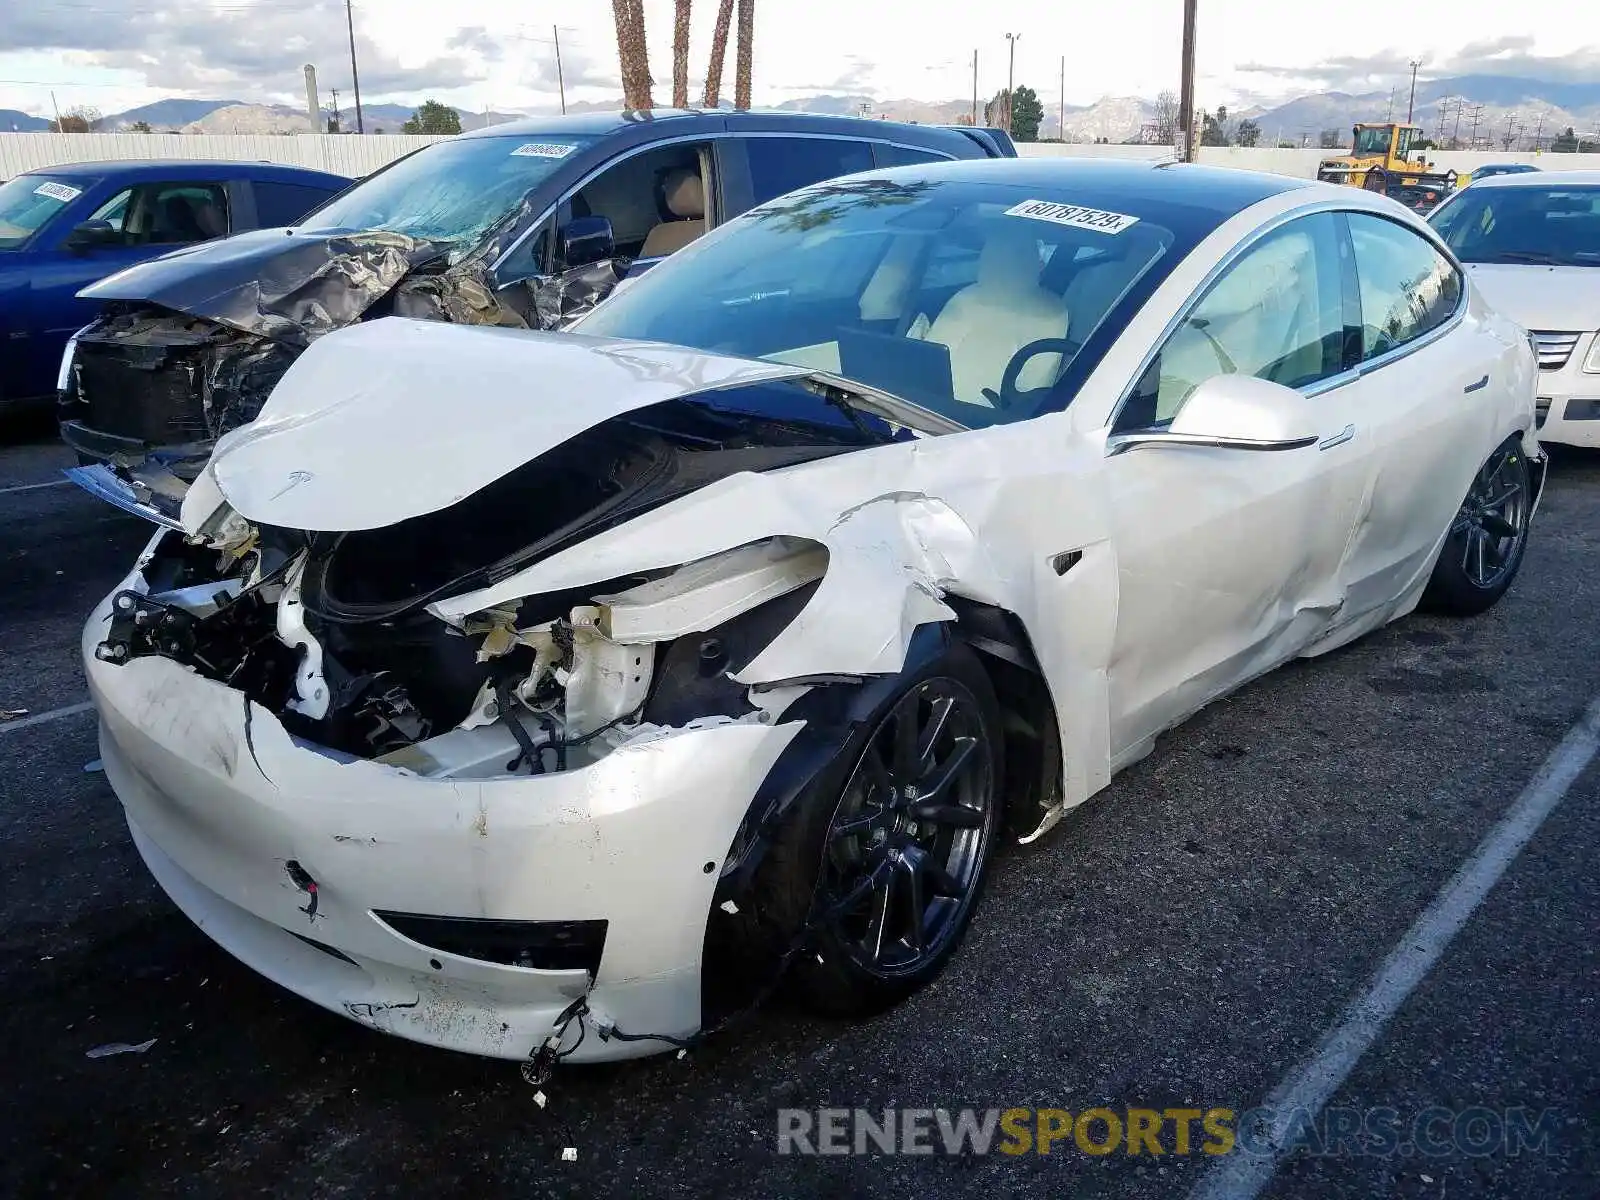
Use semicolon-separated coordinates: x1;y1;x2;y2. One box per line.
257;181;340;228
1347;213;1462;360
873;143;949;168
745;137;875;206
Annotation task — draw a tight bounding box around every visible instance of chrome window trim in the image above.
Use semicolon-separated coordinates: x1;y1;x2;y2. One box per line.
1106;200;1468;432
490;130;959;277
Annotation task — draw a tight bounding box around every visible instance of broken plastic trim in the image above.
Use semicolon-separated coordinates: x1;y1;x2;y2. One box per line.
373;912;608;974
62;465;183;530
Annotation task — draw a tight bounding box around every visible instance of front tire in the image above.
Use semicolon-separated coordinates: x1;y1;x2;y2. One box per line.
1422;436;1533;616
754;643;1004;1016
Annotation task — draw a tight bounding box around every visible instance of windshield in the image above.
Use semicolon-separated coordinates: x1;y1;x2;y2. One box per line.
1352;127;1392;156
1431;185;1600;267
577;176;1177;428
0;174;90;249
297;134;597;246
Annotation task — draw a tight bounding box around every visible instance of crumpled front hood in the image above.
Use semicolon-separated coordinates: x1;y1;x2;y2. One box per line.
1465;263;1600;333
79;227;452;346
189;317;814;533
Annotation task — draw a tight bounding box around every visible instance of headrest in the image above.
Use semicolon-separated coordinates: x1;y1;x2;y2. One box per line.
976;221;1043;288
662;168;704;219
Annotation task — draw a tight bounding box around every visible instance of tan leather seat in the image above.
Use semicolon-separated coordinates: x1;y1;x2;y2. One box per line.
639;169;706;259
921;223;1070;407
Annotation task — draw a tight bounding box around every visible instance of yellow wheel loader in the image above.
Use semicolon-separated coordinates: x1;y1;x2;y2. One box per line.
1316;123;1466;213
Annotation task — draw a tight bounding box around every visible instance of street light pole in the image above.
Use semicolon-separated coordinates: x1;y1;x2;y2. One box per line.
345;0;365;134
1004;33;1020;134
1177;0;1197;160
1405;59;1420;125
553;25;567;114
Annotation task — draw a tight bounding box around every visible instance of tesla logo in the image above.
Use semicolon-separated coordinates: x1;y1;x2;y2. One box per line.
269;470;314;501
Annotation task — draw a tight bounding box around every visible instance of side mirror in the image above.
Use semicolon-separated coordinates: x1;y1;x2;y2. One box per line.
64;219;119;251
561;215;615;268
1108;374;1321;456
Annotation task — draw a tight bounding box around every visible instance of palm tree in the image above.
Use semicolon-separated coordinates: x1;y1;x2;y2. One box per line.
734;0;754;111
611;0;653;111
672;0;693;108
702;0;735;107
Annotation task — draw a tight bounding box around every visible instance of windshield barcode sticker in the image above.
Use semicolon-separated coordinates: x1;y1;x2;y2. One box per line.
33;181;83;203
511;143;578;158
1005;199;1139;234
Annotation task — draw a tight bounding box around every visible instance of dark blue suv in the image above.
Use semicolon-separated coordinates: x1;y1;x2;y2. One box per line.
55;110;1012;520
0;159;347;414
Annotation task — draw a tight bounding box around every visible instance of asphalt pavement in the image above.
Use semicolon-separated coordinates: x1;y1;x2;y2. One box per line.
1;416;1595;1199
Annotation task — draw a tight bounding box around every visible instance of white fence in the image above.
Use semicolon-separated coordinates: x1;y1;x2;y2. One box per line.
0;132;447;180
1017;142;1600;179
4;130;1600;183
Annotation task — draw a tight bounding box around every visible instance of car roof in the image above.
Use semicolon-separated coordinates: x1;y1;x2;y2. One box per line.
459;107;980;151
858;155;1311;214
1470;168;1600;189
22;159;349;184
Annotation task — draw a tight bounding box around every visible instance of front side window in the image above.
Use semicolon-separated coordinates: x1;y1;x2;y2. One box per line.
577;176;1183;429
1430;185;1600;268
1352;127;1390;156
299;134;598;249
1348;213;1462;359
74;182;228;247
139;183;229;244
0;174;95;249
745;137;875;207
86;188;133;233
1118;213;1348;430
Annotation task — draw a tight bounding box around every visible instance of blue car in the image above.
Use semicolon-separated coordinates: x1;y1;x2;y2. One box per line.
0;159;348;415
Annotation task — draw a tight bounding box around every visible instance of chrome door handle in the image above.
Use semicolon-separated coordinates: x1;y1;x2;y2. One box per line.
1318;424;1356;450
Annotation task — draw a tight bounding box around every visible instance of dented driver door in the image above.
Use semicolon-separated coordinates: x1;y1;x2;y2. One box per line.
1098;212;1372;761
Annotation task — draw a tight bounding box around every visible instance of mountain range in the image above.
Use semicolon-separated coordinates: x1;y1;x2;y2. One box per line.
4;73;1598;147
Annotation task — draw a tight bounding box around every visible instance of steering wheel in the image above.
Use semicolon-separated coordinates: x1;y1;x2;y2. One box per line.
988;338;1076;411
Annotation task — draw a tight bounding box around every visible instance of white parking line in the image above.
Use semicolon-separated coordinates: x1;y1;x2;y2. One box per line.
0;701;95;735
1190;691;1600;1200
0;479;71;496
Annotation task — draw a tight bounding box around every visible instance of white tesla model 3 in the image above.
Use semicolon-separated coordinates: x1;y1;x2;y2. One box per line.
83;160;1541;1064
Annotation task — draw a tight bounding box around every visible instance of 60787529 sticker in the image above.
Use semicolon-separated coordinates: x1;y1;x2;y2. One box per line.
1004;199;1139;234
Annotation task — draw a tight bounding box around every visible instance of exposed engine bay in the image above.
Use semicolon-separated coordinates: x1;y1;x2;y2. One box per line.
95;398;868;765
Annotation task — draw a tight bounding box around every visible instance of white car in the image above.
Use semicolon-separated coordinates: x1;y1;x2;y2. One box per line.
84;160;1541;1065
1429;169;1600;447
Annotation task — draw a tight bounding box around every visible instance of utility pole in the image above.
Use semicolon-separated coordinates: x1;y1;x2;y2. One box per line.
1385;87;1395;123
1177;0;1198;160
1059;54;1065;141
1533;109;1546;152
1004;33;1020;134
345;0;364;133
553;25;567;114
971;49;978;126
1405;59;1420;124
1451;96;1464;148
50;90;62;132
331;88;341;132
1467;104;1483;149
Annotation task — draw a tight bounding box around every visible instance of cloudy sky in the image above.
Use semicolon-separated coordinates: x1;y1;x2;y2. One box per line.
1;0;1595;119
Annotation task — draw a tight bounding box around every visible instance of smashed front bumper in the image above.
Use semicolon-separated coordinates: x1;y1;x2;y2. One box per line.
84;573;801;1062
